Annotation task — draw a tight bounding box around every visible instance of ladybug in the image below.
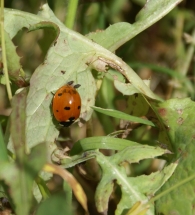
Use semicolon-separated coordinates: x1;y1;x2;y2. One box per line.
52;81;81;127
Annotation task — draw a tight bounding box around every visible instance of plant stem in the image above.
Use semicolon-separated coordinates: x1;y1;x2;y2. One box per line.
65;0;79;29
179;28;195;76
0;0;12;101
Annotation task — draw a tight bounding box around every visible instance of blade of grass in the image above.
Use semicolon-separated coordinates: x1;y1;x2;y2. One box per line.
65;0;79;29
70;136;141;155
0;124;9;162
91;106;155;127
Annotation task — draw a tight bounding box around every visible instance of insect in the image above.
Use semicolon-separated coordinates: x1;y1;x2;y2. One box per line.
52;81;81;127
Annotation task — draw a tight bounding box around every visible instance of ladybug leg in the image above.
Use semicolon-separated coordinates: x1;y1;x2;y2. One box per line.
67;81;74;85
74;84;81;89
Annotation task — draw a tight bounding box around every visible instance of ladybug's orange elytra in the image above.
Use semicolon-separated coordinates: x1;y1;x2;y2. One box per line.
52;83;81;127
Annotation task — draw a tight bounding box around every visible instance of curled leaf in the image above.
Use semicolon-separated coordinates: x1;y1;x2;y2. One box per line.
43;163;88;213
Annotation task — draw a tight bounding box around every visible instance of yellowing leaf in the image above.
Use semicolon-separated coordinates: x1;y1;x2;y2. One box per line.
43;163;88;213
126;201;149;215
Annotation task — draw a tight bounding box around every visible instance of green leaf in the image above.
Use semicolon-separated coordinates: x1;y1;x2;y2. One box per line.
94;145;172;215
0;124;9;162
109;145;170;165
86;0;182;52
114;79;151;96
126;94;150;117
0;30;25;86
10;89;27;162
5;5;96;149
128;162;177;197
64;138;168;168
91;106;154;127
28;143;48;176
116;163;177;215
70;136;142;155
5;2;167;150
1;88;47;215
35;192;73;215
0;142;47;215
0;164;31;215
114;79;142;95
156;98;195;214
113;79;164;103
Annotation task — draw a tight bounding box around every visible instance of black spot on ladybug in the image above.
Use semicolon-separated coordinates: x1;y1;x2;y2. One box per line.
78;106;81;109
58;93;63;96
64;107;70;110
61;70;66;74
54;41;57;46
56;110;59;112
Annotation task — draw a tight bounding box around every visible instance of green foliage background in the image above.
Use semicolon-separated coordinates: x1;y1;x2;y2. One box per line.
1;0;195;215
